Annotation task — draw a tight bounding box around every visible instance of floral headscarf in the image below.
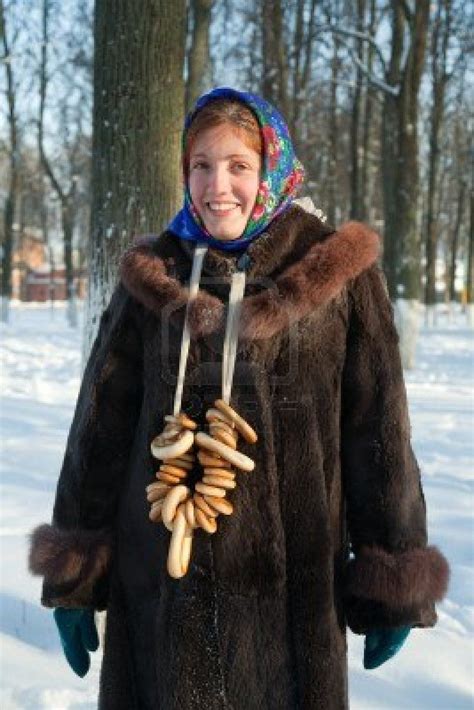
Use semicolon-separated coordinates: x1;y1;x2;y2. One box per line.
167;86;305;252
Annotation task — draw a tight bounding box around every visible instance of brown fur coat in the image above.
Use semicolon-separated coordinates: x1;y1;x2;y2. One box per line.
29;206;449;709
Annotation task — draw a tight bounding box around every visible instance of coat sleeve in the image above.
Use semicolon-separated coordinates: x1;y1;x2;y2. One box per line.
28;284;143;610
341;265;449;634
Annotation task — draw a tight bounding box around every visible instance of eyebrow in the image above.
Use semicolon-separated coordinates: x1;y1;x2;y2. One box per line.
191;153;257;161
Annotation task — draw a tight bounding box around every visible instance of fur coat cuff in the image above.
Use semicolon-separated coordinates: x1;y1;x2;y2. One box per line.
344;545;450;634
28;524;112;610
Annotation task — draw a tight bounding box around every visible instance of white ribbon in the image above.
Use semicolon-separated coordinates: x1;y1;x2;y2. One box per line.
173;244;208;416
222;270;246;404
172;245;246;415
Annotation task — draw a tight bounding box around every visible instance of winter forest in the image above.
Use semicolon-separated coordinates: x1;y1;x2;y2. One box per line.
1;0;473;708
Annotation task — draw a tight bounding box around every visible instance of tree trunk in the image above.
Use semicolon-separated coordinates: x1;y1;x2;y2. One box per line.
185;0;214;113
62;203;78;328
382;2;404;299
39;181;56;316
327;37;340;225
425;0;452;325
39;0;78;328
447;179;465;303
260;0;289;116
1;0;18;323
360;0;376;223
397;0;430;298
350;0;366;220
383;0;430;368
289;0;316;154
290;0;304;141
86;0;186;350
467;181;474;325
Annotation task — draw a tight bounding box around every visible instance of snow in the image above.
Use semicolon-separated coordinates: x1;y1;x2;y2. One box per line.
1;301;473;709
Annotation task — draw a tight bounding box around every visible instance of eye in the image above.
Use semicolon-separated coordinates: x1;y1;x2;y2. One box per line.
191;160;209;171
232;162;251;172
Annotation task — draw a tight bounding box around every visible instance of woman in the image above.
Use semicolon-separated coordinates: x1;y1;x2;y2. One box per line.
29;87;449;709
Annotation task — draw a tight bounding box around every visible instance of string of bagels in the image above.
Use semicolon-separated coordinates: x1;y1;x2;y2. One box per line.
146;245;258;578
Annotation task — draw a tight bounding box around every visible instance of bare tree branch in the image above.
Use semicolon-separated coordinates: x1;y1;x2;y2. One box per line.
399;0;414;24
324;25;388;74
38;0;65;201
335;34;399;96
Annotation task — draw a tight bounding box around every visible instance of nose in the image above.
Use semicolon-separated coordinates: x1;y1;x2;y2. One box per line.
208;164;231;195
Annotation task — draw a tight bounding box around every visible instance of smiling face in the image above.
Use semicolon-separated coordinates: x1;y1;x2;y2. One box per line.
188;124;261;241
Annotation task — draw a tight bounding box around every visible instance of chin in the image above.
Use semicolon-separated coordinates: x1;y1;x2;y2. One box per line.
205;224;245;241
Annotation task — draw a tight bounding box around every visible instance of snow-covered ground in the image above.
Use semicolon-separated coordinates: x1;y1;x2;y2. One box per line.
0;302;473;709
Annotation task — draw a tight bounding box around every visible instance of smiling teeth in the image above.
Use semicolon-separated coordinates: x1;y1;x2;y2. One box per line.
208;203;238;211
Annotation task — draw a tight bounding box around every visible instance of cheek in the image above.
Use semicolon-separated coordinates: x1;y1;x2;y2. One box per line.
246;178;260;208
188;173;202;203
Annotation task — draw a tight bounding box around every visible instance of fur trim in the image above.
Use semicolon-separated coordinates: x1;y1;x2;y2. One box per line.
239;221;380;340
345;545;449;609
120;214;380;341
121;236;224;337
29;523;112;608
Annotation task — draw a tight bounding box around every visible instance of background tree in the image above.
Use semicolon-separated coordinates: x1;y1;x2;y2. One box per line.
358;0;380;223
381;0;430;367
38;0;93;327
444;95;469;309
287;0;317;153
185;0;214;112
466;142;474;325
424;0;453;325
86;0;187;348
0;0;19;323
260;0;289;119
349;0;366;221
0;1;93;325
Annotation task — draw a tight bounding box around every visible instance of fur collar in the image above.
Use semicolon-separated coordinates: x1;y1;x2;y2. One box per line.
120;205;380;340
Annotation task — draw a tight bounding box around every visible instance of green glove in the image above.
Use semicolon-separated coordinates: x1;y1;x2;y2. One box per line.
53;608;99;677
364;626;411;669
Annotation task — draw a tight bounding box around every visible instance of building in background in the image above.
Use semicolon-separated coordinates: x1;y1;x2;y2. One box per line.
11;229;86;302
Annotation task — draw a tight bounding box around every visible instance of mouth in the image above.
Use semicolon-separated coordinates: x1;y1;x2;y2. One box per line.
206;202;241;216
